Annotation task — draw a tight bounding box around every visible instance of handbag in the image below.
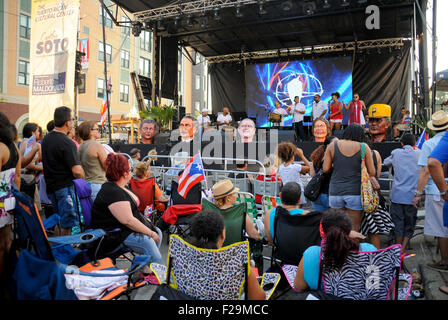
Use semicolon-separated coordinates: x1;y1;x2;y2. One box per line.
304;169;324;202
360;143;379;213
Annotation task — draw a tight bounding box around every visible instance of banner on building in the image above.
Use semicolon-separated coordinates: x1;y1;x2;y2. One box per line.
78;38;89;71
29;0;80;128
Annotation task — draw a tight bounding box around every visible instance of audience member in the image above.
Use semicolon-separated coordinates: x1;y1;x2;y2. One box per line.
42;106;85;236
412;111;448;272
140;119;159;144
0;112;21;287
384;133;420;251
132;161;168;211
46;120;55;133
77;120;108;201
323;124;375;232
90;153;163;264
293;209;372;291
129;147;141;171
309;136;338;211
188;210;266;300
277;142;310;207
312;117;331;143
254;155;281;204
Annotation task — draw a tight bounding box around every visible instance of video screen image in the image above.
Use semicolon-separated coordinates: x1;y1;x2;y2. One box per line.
246;57;353;127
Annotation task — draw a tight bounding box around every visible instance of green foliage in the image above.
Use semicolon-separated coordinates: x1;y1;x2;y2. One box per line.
140;104;176;131
412;114;435;138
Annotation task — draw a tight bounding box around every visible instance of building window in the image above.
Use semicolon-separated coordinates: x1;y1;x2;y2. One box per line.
98;42;112;63
195;52;201;64
140;31;151;52
195;75;201;90
19;14;31;39
121;16;130;35
97;78;105;99
99;6;113;28
195;101;201;111
18;60;29;85
120;84;129;103
120;50;130;69
139;57;151;77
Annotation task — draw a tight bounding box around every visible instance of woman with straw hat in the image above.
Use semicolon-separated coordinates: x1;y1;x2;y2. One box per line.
212;179;260;242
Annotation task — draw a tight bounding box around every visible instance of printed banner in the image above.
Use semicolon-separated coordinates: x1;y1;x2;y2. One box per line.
78;37;89;71
29;0;80;128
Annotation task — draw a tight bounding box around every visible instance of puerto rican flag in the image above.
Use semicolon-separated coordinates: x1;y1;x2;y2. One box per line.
100;78;111;126
177;154;205;198
416;129;428;150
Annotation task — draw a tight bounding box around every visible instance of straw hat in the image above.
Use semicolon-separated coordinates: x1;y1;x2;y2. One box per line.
147;148;158;161
427;110;448;131
212;179;239;199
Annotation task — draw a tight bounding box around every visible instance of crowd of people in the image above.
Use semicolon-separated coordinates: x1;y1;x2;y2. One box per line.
1;104;448;300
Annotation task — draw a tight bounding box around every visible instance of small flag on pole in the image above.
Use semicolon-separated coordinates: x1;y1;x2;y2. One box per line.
177;154;206;198
416;129;428;150
100;78;111;126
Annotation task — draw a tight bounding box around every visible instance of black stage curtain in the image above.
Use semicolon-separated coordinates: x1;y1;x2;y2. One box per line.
353;43;411;122
160;37;178;100
209;63;246;114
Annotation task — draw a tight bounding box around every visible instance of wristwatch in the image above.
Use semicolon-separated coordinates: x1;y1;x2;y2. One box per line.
415;191;423;197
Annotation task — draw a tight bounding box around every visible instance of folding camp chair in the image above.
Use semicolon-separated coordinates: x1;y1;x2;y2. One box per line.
150;234;281;300
128;177;156;213
280;243;413;300
11;187;151;300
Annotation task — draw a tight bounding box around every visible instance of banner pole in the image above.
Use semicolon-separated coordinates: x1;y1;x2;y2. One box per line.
101;0;112;144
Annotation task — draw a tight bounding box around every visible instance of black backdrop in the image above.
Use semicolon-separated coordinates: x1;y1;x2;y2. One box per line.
209;43;411;122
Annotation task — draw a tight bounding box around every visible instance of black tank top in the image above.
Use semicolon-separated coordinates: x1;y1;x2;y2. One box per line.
2;141;19;172
329;141;362;196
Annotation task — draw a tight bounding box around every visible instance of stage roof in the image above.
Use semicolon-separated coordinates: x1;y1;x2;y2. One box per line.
111;0;415;58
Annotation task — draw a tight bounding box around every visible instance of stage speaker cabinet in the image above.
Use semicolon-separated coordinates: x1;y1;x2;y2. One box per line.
154;132;171;145
278;129;296;143
178;106;186;121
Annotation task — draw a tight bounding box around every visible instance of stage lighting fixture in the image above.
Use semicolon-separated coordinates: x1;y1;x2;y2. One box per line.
281;1;293;11
131;21;142;37
213;8;221;21
199;12;208;28
303;2;316;15
173;16;181;29
186;14;194;26
157;18;166;31
323;0;331;9
235;5;244;18
259;4;267;15
358;0;367;3
341;0;350;7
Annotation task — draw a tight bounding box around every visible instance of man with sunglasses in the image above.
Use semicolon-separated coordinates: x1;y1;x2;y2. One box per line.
42;106;85;236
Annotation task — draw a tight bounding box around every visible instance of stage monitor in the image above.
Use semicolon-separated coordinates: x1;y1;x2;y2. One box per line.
246;57;353;127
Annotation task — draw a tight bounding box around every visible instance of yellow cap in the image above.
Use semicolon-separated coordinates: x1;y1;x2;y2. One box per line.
368;104;391;118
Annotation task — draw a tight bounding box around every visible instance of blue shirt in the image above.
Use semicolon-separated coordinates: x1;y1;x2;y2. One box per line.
418;132;446;195
303;243;377;290
269;207;303;240
383;145;421;205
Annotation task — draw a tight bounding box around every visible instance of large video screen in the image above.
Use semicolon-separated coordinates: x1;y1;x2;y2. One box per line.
246;57;353;127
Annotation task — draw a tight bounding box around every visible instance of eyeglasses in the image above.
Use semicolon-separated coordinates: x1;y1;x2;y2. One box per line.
91;128;99;131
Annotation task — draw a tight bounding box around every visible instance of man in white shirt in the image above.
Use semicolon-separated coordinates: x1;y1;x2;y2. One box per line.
217;107;232;131
272;101;289;127
196;108;211;128
312;94;327;120
287;96;306;141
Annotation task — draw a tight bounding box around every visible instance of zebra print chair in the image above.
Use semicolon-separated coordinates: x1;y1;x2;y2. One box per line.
281;243;412;300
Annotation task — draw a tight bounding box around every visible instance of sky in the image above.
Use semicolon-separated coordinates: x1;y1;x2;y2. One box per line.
436;1;448;72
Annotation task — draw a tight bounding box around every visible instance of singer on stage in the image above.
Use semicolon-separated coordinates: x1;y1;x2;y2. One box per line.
288;96;306;141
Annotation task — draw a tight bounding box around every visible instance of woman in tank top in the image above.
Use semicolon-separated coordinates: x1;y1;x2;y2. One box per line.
322;124;375;232
77;121;108;201
0;112;21;284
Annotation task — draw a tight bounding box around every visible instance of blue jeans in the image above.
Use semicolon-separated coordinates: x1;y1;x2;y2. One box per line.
48;185;79;229
312;193;330;212
123;227;164;264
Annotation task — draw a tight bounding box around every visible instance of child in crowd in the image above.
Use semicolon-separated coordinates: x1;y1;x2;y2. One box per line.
383;133;421;251
132;161;168;212
277;142;310;207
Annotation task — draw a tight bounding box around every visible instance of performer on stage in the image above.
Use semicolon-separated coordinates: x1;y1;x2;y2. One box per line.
196;108;211;129
287;96;306;141
217;107;232;131
312;94;328;120
272;101;289;127
345;93;367;126
328;92;343;133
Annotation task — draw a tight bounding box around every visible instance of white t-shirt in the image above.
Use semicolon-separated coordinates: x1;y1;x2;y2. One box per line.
312;100;327;120
197;115;211;127
217;113;232;130
290;103;306;123
272;108;289;126
278;163;306;204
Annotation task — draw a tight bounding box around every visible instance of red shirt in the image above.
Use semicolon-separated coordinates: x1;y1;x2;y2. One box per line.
330;102;343;120
255;174;281;203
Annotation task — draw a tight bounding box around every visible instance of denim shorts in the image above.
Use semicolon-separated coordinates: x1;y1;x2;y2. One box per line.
48;185;79;229
329;195;363;211
312;193;330;212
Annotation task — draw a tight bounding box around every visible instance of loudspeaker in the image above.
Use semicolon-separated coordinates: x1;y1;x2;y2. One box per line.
178;106;186;120
154;132;171;145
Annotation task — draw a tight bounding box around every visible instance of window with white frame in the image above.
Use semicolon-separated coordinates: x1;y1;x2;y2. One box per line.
99;6;113;28
139;57;151;77
195;75;201;90
121;16;130;35
18;60;29;85
119;84;129;103
140;31;151;52
98;42;112;63
19;14;31;39
120;50;130;69
97;78;105;99
195;101;200;111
